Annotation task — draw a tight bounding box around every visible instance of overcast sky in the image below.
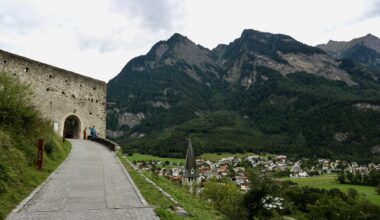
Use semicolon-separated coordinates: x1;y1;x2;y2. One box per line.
1;0;379;82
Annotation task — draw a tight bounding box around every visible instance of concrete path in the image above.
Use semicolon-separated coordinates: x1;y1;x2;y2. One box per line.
7;140;159;220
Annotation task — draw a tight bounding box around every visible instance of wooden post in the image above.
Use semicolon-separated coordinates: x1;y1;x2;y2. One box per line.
37;139;44;170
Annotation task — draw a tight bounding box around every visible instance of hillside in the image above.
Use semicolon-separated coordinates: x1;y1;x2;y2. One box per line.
107;29;380;163
0;74;71;219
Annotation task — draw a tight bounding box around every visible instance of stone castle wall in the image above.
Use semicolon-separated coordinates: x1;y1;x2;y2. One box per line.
0;49;106;138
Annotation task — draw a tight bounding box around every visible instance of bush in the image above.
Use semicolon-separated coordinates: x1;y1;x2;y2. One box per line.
44;138;55;154
0;74;40;133
201;182;248;220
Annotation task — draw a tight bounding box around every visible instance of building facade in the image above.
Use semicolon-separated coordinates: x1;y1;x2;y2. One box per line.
0;49;106;138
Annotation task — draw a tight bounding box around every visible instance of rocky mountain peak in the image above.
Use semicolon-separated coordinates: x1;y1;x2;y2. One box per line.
318;33;380;55
360;33;380;53
317;33;380;71
147;33;207;61
167;33;193;45
240;29;264;38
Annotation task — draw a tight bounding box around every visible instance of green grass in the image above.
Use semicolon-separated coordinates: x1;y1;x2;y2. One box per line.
0;74;73;219
283;175;380;206
117;152;226;220
199;152;276;162
0;134;71;219
117;152;182;219
127;153;184;164
128;152;275;164
199;152;254;162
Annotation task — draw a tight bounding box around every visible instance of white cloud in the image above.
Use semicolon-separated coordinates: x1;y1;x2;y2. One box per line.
110;0;185;32
0;0;378;82
357;0;380;22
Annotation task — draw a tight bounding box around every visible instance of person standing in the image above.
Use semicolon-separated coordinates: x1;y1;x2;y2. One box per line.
83;127;87;139
90;126;97;140
93;126;97;139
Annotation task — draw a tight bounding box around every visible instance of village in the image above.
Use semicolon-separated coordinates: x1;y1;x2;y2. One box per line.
129;149;380;192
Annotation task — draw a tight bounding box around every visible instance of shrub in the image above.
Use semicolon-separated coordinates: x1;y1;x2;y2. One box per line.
44;138;55;154
0;74;40;134
201;182;248;220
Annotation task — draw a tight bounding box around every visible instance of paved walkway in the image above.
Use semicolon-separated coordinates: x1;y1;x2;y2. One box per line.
7;140;158;220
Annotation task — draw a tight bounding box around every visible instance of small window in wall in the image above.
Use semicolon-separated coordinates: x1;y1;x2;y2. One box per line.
62;91;65;95
80;84;83;88
93;87;96;90
49;75;52;79
95;100;98;103
46;88;50;92
91;98;93;102
89;112;92;115
2;60;6;64
72;94;75;98
24;67;29;72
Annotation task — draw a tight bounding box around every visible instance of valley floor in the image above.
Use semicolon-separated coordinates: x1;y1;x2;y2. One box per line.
283;175;380;206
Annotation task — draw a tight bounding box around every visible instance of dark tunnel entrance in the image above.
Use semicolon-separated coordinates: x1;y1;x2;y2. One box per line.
63;115;81;139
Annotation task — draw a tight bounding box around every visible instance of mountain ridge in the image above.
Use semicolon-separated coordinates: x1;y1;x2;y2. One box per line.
317;33;380;54
317;33;380;70
107;29;380;162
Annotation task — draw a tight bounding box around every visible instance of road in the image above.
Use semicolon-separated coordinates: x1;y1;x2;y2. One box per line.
7;140;159;220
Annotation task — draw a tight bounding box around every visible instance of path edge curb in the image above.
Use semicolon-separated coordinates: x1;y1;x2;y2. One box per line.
113;152;149;206
8;142;73;214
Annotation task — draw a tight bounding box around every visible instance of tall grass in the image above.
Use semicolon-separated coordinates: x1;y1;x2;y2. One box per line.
0;74;71;219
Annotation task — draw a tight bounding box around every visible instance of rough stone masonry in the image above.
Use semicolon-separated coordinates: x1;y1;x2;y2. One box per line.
0;49;106;138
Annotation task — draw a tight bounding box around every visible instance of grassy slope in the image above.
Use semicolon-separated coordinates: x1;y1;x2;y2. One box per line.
0;133;71;219
283;175;380;206
117;152;226;220
0;74;72;219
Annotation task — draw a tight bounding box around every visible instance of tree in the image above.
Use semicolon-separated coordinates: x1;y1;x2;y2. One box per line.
243;169;281;219
201;182;248;220
369;170;380;186
0;74;39;134
346;172;354;183
352;172;363;185
307;196;352;220
337;171;345;184
346;188;358;200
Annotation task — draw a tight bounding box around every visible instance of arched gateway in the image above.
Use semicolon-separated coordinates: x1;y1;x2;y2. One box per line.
63;115;81;139
0;49;106;139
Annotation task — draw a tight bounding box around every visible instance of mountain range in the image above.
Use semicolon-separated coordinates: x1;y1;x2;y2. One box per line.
317;34;380;70
107;29;380;163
